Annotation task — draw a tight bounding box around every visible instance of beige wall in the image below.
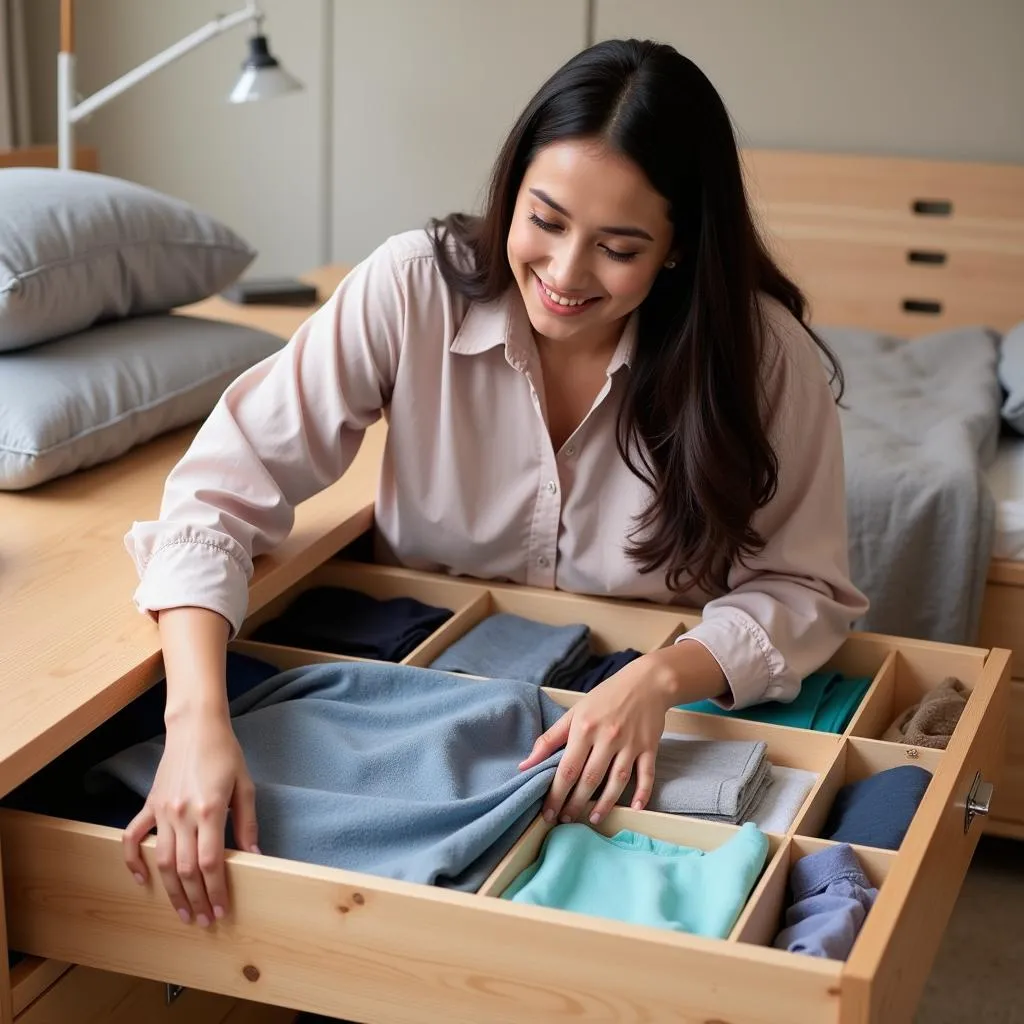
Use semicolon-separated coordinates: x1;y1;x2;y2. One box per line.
596;0;1024;163
329;1;587;264
24;1;1024;274
25;0;328;277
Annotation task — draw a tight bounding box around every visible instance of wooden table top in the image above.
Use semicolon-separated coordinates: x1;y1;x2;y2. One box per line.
0;264;386;797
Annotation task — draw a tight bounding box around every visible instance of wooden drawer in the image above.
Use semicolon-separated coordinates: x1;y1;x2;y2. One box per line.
8;955;295;1023
987;680;1024;836
0;563;1010;1024
978;580;1024;677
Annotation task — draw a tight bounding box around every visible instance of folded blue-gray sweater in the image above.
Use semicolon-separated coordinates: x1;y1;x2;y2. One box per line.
91;663;567;892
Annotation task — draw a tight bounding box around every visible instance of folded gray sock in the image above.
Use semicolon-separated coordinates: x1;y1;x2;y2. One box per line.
621;736;773;825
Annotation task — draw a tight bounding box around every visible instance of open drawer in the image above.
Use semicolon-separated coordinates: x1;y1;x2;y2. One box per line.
0;562;1010;1024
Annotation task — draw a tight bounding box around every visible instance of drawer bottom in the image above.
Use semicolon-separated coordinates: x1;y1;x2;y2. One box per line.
13;958;296;1024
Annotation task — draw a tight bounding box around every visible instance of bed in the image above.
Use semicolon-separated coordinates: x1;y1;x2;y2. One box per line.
741;148;1024;837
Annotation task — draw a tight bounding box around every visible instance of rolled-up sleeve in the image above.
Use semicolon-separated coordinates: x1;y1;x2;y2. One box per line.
125;238;406;637
679;302;870;709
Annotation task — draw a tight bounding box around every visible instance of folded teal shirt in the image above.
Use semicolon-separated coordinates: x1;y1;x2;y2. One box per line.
677;671;872;733
501;821;769;937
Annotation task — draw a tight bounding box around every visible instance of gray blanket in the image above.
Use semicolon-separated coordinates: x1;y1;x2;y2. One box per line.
93;662;567;892
819;325;1002;644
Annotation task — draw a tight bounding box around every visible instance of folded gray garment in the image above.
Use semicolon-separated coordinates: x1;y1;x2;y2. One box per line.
429;613;591;687
91;662;567;892
621;736;773;825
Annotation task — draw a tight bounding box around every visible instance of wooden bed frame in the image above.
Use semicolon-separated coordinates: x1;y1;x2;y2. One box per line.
742;148;1024;837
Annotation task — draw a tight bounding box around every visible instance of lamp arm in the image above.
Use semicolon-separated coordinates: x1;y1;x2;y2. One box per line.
69;3;262;124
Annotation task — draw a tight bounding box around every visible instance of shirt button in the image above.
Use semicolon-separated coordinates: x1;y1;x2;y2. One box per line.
537;555;549;568
564;444;576;456
545;480;557;495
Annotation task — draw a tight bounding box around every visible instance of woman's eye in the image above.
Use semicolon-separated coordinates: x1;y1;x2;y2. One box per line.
528;212;560;232
601;246;638;263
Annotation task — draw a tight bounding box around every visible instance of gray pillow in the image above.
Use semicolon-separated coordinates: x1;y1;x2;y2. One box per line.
0;315;282;490
999;320;1024;434
0;168;256;352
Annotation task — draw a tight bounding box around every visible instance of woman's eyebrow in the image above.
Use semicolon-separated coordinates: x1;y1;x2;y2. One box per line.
529;188;655;241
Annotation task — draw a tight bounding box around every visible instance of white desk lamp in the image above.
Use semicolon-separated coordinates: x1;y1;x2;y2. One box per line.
57;0;302;171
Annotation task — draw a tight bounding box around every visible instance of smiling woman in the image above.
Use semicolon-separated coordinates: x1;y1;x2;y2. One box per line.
119;37;869;924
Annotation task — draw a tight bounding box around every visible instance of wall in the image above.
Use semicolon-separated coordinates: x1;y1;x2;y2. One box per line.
24;1;1024;274
329;1;587;264
595;0;1024;162
24;0;328;277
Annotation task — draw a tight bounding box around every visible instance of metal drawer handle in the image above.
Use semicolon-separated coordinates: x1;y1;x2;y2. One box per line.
964;771;994;833
166;983;185;1006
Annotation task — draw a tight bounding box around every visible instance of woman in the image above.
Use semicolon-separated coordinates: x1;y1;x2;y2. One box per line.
122;38;868;926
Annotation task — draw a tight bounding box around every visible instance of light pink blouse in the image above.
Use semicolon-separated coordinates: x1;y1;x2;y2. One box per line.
126;229;868;709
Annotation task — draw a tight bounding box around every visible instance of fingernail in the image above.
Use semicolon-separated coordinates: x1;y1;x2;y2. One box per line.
560;814;572;824
543;809;555;823
213;905;226;920
250;845;261;855
632;799;644;810
178;908;191;924
133;873;145;886
197;914;210;928
590;812;601;824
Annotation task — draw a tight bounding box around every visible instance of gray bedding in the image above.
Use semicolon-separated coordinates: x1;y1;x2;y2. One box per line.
818;325;1003;645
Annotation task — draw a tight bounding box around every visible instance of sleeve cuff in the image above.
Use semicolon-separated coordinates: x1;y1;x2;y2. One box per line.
675;610;791;710
128;534;252;639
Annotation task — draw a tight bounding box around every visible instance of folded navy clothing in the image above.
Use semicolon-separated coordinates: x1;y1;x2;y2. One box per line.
2;652;279;827
252;586;452;661
822;765;932;850
91;662;568;892
429;613;590;686
566;648;644;692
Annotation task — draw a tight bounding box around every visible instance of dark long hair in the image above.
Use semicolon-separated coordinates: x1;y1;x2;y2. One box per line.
429;38;842;596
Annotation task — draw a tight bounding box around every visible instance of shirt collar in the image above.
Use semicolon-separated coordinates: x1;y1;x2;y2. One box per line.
450;286;638;376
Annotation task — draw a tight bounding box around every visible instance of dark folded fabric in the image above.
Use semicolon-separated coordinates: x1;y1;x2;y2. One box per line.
253;586;452;661
567;648;644;692
822;765;932;850
2;652;280;829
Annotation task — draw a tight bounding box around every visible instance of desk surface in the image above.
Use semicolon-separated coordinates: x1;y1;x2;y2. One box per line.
0;264;385;797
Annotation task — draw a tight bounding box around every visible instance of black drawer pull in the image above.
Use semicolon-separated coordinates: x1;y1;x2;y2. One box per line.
902;299;943;315
907;250;947;265
912;199;953;216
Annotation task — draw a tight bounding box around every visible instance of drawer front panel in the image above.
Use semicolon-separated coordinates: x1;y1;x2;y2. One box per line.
0;814;840;1024
840;648;1010;1024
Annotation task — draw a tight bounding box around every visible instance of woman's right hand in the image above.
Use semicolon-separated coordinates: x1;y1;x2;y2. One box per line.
122;709;258;927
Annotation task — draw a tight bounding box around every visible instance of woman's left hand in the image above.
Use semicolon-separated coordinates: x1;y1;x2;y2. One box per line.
517;642;727;825
517;654;671;825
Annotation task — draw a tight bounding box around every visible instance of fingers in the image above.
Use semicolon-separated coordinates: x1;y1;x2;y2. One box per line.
630;750;657;811
542;725;598;823
519;711;572;771
561;745;616;823
588;750;637;824
154;815;194;925
231;774;260;856
123;805;156;885
196;802;230;923
171;807;215;927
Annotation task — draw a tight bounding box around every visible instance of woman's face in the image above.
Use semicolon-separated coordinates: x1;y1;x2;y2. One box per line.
507;138;675;347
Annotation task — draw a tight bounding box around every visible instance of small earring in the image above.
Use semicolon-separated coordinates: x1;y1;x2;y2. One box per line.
664;259;677;269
